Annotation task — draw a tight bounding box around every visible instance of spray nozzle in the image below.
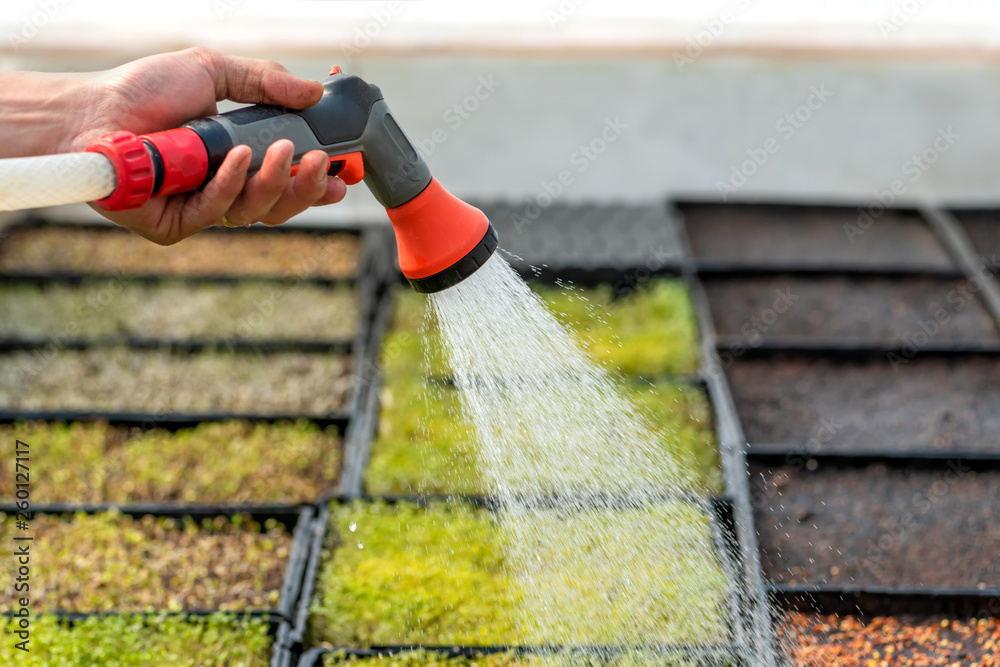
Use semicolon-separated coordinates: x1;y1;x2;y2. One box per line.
86;69;497;293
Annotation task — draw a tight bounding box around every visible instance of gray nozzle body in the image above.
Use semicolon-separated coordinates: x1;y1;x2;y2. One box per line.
185;73;432;209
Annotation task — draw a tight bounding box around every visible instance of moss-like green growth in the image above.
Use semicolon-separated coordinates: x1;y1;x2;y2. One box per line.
366;286;718;496
322;650;698;666
0;281;358;340
365;377;720;496
368;379;721;495
0;348;351;415
0;226;360;278
0;613;271;666
536;280;699;377
309;501;729;648
0;420;340;505
0;511;292;612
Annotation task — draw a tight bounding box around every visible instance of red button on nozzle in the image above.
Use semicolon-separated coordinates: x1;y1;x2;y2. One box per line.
328;65;342;76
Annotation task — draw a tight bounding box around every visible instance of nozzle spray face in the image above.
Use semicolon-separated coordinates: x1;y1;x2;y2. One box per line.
386;178;498;293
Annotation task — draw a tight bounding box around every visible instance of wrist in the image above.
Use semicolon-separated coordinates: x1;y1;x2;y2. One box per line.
0;71;96;157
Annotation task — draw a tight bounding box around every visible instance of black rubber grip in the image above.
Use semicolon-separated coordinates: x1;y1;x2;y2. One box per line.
184;118;235;188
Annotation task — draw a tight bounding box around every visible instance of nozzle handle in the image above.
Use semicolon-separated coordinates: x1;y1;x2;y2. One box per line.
90;70;432;211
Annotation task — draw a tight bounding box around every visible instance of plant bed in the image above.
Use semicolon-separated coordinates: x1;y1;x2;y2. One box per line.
749;460;1000;588
676;202;954;271
0;347;353;416
0;613;274;666
0;420;341;505
0;280;359;342
307;500;731;649
364;376;722;496
727;353;1000;454
0;509;298;613
951;208;1000;269
389;279;701;380
777;612;1000;666
703;274;998;346
0;224;361;279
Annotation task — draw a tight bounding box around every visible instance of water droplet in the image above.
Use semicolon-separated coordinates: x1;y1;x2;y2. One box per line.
357;541;364;549
349;522;356;532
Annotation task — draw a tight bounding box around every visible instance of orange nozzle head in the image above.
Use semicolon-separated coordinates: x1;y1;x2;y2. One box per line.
386;178;499;293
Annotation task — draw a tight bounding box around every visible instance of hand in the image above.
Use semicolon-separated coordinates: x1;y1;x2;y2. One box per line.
64;48;346;244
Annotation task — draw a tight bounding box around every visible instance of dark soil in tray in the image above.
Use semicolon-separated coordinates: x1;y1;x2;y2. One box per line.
705;275;997;344
951;208;1000;267
728;354;1000;453
678;203;954;270
778;612;1000;666
750;461;1000;588
0;226;360;278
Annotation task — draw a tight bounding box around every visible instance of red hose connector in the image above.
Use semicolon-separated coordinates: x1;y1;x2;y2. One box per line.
86;131;155;211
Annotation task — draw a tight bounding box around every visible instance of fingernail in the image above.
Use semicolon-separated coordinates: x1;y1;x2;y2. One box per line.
314;161;328;185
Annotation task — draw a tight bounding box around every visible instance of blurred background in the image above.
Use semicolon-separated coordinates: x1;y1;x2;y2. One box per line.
4;0;1000;224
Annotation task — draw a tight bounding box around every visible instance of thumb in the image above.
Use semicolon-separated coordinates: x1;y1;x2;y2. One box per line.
192;48;323;109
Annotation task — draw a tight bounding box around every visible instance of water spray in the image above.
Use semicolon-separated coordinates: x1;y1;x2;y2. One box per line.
0;67;498;293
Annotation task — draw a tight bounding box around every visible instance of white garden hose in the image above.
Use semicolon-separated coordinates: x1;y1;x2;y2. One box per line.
0;152;116;211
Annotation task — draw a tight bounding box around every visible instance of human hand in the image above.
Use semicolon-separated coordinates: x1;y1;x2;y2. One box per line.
66;48;346;244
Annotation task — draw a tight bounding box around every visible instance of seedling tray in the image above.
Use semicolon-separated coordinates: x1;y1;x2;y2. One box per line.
950;208;1000;270
0;504;313;622
289;496;745;666
726;351;1000;456
675;201;956;273
0;219;383;285
703;273;999;348
473;201;685;285
748;458;1000;590
776;611;1000;666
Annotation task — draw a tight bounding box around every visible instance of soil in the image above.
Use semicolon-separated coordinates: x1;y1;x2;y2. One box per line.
749;461;1000;588
705;275;997;343
952;209;1000;266
678;203;954;269
728;354;1000;453
0;226;360;278
778;612;1000;666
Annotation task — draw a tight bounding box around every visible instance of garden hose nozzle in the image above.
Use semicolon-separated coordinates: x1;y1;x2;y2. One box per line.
86;66;498;293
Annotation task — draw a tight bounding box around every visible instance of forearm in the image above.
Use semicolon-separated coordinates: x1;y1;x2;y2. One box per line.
0;71;94;158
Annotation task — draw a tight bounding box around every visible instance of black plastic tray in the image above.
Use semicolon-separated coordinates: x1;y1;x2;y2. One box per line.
288;495;745;666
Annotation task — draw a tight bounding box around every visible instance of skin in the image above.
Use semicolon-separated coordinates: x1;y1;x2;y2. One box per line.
0;48;347;245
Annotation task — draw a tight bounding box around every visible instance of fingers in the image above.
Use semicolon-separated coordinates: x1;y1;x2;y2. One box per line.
188;47;323;109
225;139;295;226
174;145;252;239
258;151;348;225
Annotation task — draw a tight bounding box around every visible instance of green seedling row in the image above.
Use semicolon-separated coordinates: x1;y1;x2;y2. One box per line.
0;613;272;666
0;511;291;613
309;501;729;648
0;281;358;340
0;420;341;505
